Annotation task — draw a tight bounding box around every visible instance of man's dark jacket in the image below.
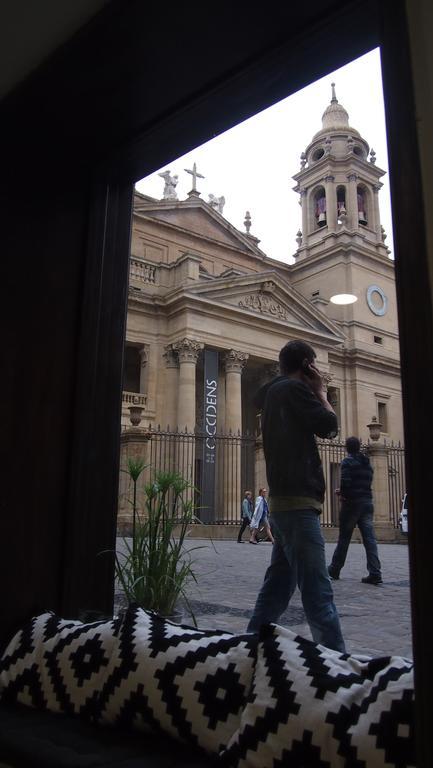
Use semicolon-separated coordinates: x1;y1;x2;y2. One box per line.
340;452;373;502
254;376;338;503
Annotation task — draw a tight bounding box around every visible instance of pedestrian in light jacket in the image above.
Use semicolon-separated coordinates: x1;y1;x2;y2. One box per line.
249;488;274;545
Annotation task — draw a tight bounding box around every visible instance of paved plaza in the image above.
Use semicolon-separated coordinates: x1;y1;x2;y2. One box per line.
180;539;412;659
115;537;412;659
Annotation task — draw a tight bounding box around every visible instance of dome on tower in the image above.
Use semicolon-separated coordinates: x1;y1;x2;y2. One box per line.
321;83;350;130
312;83;361;141
301;82;368;163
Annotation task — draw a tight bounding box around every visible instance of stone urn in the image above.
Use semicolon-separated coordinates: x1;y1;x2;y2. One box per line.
128;405;143;427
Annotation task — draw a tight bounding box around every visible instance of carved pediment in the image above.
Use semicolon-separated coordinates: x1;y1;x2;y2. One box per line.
238;292;292;322
182;271;345;341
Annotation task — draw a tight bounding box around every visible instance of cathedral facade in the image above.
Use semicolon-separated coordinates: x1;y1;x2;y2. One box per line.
120;88;402;524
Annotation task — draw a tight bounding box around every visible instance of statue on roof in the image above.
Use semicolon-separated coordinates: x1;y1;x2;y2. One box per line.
158;170;178;200
208;194;225;214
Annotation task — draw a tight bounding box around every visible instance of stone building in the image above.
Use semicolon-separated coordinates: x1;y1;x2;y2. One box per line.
120;87;402;524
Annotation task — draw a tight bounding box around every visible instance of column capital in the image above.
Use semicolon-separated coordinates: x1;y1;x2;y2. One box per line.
224;349;249;373
347;172;358;183
324;174;335;183
320;370;333;388
163;345;179;369
172;337;203;364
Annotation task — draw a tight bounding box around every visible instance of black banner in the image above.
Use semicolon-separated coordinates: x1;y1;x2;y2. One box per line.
201;349;218;522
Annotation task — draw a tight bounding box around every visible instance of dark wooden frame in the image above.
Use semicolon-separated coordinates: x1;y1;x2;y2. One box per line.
0;0;430;763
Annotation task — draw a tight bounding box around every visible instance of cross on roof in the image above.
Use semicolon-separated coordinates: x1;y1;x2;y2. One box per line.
185;162;205;194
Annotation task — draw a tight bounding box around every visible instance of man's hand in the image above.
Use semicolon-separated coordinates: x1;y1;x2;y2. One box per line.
301;360;335;414
301;362;327;397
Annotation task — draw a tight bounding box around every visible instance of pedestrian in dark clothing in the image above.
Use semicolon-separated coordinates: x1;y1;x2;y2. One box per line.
247;340;346;653
238;490;254;542
328;436;382;585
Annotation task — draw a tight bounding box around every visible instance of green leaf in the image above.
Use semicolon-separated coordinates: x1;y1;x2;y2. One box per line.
127;457;147;482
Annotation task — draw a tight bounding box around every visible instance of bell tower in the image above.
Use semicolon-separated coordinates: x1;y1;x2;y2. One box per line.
290;84;401;442
293;83;389;258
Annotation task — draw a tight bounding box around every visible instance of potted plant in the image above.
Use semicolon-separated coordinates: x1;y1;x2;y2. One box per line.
114;459;200;624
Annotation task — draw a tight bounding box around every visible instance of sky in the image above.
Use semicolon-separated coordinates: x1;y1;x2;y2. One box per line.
136;48;393;264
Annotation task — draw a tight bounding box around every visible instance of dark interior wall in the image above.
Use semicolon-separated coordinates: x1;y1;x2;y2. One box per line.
379;5;433;762
1;175;89;631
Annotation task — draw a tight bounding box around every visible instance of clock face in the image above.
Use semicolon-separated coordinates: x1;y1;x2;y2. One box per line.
366;285;388;316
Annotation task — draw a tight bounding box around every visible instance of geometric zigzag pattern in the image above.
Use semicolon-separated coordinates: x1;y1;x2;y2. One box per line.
0;607;258;755
220;623;416;768
97;606;258;755
0;610;416;765
0;612;122;720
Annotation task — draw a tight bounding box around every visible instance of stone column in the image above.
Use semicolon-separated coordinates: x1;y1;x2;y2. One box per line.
367;443;392;529
171;338;202;496
144;342;157;415
223;350;248;522
224;349;248;433
347;173;359;231
172;338;202;432
372;184;382;239
161;346;179;475
324;175;337;231
139;345;149;394
162;346;179;430
300;188;308;241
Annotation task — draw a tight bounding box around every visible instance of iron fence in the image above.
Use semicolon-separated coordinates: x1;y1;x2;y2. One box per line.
387;443;406;527
144;428;256;524
121;427;405;528
316;439;347;526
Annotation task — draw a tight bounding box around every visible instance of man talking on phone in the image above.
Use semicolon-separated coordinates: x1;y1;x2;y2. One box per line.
247;340;346;653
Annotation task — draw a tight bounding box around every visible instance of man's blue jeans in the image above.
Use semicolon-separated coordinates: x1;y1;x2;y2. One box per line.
330;500;382;578
247;508;346;653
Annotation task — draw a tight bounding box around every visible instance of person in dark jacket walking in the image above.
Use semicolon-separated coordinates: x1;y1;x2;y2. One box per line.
238;490;254;542
328;437;383;585
247;340;345;653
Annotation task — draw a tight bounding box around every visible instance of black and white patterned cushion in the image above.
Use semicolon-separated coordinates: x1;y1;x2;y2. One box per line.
97;605;257;754
220;623;415;768
0;612;121;720
0;607;257;756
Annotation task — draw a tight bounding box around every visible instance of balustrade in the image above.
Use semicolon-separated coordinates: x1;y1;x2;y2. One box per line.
129;258;156;284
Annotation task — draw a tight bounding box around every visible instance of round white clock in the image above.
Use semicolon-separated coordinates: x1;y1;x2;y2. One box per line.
366;285;387;316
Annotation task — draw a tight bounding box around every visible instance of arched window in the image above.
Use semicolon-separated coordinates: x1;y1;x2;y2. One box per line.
357;185;368;224
313;186;326;227
336;185;346;221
